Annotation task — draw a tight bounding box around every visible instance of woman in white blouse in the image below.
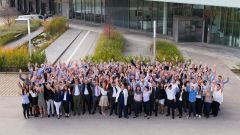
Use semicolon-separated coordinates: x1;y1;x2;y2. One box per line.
99;82;109;116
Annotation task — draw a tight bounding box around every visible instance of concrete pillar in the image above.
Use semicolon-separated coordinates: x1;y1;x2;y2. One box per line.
163;2;167;35
62;0;69;19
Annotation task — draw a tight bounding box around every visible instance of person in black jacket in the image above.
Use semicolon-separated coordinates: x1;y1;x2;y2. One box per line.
62;85;71;118
109;81;118;116
81;79;92;114
159;82;167;114
176;85;188;118
44;83;55;118
151;82;161;116
47;83;62;119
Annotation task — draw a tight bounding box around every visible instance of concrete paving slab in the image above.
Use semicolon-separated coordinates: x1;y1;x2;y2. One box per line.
45;28;81;63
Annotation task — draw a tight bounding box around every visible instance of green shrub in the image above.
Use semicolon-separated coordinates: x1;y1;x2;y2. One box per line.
154;40;184;63
91;31;125;62
43;16;69;36
0;47;46;72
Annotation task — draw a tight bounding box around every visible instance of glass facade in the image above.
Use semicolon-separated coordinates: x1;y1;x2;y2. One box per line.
71;0;240;48
207;7;240;47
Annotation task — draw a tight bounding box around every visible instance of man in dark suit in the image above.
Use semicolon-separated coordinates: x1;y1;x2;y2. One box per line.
150;82;160;116
81;79;92;114
109;82;118;115
91;80;101;114
70;78;82;116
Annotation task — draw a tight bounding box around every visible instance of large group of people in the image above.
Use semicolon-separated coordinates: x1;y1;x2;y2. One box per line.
18;60;229;120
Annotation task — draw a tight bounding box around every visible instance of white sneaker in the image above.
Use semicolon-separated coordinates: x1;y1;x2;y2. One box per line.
186;115;189;119
198;115;201;118
194;116;197;120
196;114;199;117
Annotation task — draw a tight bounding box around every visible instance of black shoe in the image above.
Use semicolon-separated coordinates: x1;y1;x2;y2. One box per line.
78;113;81;116
147;116;150;119
92;111;95;115
179;116;182;118
166;114;170;117
119;116;122;118
133;116;137;118
172;116;175;119
99;112;102;115
155;113;158;117
109;113;113;116
52;114;55;117
58;115;60;119
48;115;50;118
125;116;129;119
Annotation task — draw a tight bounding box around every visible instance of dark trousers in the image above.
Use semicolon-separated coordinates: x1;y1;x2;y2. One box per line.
22;103;29;118
82;95;91;114
149;100;154;115
110;97;117;115
167;99;175;118
63;101;70;114
134;101;142;117
182;100;188;112
212;101;220;116
188;101;196;117
204;102;211;118
70;95;74;112
196;98;203;115
177;101;183;116
143;101;150;116
153;99;159;116
92;96;100;113
118;102;127;118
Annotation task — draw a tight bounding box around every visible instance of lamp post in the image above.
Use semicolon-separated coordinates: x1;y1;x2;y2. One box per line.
153;20;156;64
15;18;32;59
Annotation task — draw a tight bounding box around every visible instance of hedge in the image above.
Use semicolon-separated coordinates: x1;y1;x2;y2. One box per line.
90;31;125;62
43;16;69;36
0;47;46;72
155;40;184;63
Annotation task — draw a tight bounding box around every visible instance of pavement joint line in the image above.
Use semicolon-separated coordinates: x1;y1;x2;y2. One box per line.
66;30;90;63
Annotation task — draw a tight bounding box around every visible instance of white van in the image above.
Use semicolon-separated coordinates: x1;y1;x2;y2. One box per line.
17;14;45;21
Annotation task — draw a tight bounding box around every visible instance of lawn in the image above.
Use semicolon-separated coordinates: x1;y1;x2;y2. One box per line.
0;20;41;46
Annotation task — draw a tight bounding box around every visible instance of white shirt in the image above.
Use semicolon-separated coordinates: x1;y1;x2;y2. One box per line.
179;91;183;101
100;88;108;96
29;91;37;97
63;92;67;101
112;87;118;97
143;90;151;102
84;85;89;95
115;89;128;106
74;85;80;96
213;89;223;104
166;88;176;100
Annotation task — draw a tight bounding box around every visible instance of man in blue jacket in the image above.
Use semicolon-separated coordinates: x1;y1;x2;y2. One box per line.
187;85;197;119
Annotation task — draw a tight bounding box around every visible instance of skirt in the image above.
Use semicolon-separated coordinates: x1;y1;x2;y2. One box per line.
159;99;165;105
99;96;109;107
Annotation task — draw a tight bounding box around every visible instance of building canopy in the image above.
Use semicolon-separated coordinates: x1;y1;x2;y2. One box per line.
148;0;240;8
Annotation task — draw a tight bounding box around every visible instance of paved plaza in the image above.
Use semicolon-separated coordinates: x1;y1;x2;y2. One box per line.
0;23;240;135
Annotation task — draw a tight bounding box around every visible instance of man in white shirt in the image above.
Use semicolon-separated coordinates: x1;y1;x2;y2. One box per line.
110;82;119;115
166;84;176;119
82;79;92;114
71;79;82;116
116;83;129;119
